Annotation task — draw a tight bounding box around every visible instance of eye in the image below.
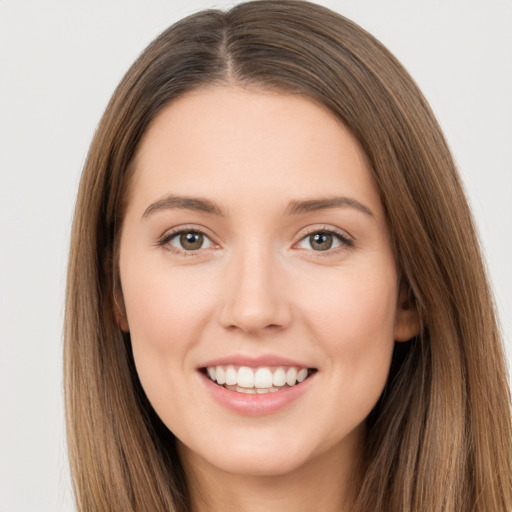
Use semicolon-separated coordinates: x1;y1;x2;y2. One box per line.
166;230;213;252
296;230;351;252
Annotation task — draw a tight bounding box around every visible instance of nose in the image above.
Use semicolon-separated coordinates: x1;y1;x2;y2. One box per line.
219;246;293;335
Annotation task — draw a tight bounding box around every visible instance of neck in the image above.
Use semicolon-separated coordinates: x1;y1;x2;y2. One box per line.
179;427;364;512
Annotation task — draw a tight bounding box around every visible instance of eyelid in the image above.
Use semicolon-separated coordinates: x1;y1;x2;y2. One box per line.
156;223;354;256
292;225;354;253
156;225;220;254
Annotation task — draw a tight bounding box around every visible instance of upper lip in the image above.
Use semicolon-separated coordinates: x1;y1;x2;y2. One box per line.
199;354;315;369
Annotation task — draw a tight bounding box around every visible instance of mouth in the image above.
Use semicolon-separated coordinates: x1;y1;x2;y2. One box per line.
201;365;318;395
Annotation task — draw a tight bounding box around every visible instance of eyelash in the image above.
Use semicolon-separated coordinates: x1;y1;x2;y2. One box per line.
157;226;354;256
157;226;215;256
294;227;354;256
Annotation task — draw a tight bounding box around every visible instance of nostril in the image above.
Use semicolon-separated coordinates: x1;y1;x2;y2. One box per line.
264;324;283;331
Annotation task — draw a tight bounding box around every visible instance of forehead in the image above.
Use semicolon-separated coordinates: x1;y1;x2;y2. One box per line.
128;85;383;219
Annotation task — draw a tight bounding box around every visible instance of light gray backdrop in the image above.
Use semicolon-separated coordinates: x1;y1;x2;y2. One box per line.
1;1;511;510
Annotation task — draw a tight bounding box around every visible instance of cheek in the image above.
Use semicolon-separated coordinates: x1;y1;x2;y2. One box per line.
296;268;397;445
119;260;222;434
120;255;217;381
297;263;397;395
298;263;397;341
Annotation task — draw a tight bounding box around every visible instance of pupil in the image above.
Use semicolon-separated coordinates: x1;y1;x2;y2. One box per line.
311;232;332;251
180;232;203;250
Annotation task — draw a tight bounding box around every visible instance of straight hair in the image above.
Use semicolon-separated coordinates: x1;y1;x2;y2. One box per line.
65;1;512;510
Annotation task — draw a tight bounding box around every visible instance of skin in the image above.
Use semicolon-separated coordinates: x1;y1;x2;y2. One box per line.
117;85;419;511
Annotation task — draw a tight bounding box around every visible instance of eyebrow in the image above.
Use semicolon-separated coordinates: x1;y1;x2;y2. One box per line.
285;197;374;218
142;195;225;219
142;194;374;219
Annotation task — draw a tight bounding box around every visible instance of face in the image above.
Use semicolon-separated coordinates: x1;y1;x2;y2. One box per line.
118;86;415;478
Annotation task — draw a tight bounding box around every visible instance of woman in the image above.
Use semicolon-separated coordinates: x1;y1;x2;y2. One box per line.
64;1;512;510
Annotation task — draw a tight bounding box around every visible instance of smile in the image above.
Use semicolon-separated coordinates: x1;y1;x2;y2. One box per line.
203;365;316;394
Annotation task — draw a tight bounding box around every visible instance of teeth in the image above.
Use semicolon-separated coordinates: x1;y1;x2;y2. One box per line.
225;385;283;394
205;365;312;392
238;366;255;388
286;367;297;386
225;365;237;385
272;367;286;387
216;366;226;385
297;368;308;383
254;368;273;388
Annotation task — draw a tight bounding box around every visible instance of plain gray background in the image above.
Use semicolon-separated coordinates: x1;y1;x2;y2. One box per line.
1;1;511;510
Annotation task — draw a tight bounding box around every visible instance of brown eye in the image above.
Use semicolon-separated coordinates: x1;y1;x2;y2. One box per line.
296;229;350;253
309;232;333;251
167;231;212;252
179;232;203;250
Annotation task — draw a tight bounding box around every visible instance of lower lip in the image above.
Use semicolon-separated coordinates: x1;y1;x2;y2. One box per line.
199;371;316;416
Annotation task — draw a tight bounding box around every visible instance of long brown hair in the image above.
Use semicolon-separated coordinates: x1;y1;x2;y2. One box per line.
64;1;512;510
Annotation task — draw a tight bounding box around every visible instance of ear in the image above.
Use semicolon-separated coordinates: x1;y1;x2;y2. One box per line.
113;284;130;333
394;281;420;342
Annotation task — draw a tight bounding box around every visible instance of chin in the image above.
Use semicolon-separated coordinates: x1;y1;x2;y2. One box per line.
177;427;337;479
207;450;312;478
